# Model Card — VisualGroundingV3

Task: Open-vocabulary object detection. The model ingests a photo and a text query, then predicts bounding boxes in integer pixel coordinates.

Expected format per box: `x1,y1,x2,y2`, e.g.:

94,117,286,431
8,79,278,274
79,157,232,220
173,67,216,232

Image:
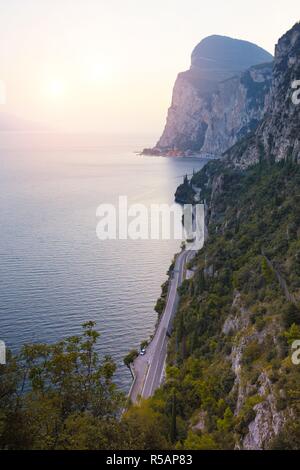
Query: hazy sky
0,0,299,135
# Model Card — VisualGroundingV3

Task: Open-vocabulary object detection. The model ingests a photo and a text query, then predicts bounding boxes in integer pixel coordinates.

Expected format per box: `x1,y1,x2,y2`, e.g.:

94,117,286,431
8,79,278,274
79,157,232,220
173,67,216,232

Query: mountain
191,35,273,76
169,22,300,450
226,22,300,167
143,35,273,157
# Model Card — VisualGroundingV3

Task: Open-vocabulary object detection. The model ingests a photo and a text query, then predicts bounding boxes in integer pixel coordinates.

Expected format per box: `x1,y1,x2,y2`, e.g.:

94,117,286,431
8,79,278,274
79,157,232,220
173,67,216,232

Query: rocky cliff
227,22,300,167
144,35,273,157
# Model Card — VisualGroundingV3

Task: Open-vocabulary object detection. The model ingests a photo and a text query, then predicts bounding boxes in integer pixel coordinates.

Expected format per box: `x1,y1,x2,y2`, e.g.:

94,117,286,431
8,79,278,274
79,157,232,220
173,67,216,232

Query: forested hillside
151,159,300,449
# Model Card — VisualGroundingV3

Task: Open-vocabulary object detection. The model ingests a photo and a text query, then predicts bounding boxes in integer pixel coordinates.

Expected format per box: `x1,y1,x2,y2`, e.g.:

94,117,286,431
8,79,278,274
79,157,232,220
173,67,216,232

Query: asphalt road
129,249,194,403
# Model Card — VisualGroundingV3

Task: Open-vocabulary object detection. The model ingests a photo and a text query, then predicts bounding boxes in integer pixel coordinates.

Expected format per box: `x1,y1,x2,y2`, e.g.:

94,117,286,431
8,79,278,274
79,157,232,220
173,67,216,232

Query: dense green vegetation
155,280,169,317
0,322,126,449
175,175,196,204
0,322,171,449
124,349,139,368
156,159,300,449
1,159,300,450
131,158,300,449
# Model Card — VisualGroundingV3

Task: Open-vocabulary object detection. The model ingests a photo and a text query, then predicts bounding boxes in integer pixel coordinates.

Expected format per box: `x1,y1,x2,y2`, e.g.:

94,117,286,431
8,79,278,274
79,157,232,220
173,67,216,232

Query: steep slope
144,36,273,156
167,22,300,450
171,160,300,450
227,22,300,167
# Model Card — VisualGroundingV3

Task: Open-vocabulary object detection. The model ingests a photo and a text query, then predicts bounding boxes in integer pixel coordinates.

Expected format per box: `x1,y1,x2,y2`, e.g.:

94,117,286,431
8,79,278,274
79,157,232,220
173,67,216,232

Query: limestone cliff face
201,64,273,155
151,35,273,156
227,22,300,167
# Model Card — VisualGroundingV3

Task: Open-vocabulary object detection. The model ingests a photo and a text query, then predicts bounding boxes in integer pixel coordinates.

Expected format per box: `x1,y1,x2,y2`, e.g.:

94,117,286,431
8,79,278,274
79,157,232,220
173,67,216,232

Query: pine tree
170,391,177,443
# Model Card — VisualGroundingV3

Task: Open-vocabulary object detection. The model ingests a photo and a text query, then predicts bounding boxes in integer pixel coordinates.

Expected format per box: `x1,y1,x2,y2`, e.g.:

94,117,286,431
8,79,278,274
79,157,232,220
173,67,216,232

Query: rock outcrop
145,35,273,157
227,22,300,167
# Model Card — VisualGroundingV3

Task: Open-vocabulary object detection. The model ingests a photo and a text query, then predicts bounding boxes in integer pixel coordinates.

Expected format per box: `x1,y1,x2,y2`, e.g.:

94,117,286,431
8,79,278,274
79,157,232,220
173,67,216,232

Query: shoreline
139,149,221,160
127,247,196,404
126,251,180,403
126,157,209,405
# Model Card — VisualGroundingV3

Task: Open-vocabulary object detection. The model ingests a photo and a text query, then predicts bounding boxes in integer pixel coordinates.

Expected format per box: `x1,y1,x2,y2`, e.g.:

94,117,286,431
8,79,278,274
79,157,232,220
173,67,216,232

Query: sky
0,0,299,135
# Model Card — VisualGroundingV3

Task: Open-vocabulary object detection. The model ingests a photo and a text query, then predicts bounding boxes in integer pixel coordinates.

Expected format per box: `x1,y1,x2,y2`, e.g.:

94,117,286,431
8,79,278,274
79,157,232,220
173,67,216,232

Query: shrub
242,340,262,366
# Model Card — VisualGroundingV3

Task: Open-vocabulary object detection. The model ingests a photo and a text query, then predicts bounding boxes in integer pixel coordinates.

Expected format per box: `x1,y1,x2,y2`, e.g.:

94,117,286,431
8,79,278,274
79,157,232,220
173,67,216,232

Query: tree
170,391,177,444
283,303,300,328
284,323,300,345
217,407,234,433
183,431,218,450
123,401,170,449
269,418,300,450
124,350,139,368
261,257,275,284
0,322,124,450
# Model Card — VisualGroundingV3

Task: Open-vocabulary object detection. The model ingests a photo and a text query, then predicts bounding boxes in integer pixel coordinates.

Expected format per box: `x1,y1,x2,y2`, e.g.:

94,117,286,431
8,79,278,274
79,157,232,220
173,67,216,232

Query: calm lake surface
0,133,207,391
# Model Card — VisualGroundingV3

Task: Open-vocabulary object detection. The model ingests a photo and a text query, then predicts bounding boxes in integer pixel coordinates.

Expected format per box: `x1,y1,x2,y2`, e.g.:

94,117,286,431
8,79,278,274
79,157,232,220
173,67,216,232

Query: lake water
0,133,207,391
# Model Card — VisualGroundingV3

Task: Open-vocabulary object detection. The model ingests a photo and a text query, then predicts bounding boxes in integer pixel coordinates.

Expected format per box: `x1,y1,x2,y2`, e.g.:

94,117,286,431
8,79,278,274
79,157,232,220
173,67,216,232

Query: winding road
129,249,195,403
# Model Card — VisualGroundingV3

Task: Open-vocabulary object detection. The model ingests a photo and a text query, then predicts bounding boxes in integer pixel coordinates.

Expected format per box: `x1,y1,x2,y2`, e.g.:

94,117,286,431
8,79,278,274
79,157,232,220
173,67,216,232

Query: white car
140,348,146,356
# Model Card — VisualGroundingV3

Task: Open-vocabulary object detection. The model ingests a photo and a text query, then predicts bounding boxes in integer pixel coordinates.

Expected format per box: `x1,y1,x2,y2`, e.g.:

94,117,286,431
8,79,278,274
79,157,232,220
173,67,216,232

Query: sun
48,79,65,97
89,63,105,81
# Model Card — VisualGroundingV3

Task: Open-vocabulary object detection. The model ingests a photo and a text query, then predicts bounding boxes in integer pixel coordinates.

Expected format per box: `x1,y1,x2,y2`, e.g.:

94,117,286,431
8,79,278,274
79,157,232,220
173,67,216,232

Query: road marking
140,361,150,398
148,328,167,396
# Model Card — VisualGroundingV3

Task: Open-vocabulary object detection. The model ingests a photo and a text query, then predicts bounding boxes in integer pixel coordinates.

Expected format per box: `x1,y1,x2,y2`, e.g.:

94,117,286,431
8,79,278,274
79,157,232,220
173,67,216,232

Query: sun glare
48,80,64,97
89,64,105,81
